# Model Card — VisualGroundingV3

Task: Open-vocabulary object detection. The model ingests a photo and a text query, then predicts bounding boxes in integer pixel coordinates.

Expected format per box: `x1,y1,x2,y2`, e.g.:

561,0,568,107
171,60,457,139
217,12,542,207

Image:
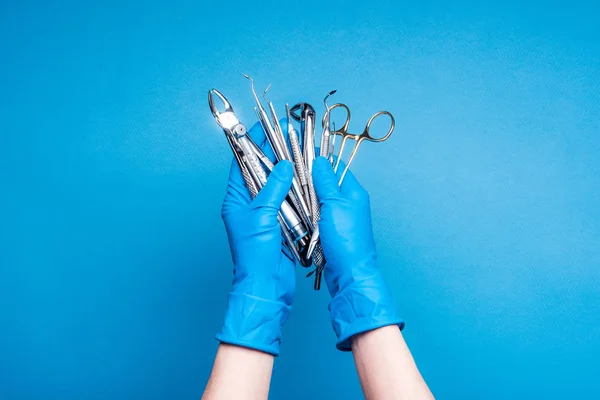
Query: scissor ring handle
323,103,351,133
363,111,395,142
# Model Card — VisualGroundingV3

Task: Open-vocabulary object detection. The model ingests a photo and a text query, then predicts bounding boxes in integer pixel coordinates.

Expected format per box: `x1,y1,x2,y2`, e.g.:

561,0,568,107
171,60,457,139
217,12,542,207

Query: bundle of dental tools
208,75,395,290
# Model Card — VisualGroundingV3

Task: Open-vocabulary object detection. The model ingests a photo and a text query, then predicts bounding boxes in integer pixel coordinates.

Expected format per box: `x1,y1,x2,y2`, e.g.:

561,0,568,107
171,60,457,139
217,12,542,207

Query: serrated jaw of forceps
208,89,240,132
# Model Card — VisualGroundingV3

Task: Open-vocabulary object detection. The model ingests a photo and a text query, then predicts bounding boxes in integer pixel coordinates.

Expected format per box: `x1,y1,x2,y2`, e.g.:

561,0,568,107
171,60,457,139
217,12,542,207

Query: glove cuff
329,273,404,351
216,292,291,356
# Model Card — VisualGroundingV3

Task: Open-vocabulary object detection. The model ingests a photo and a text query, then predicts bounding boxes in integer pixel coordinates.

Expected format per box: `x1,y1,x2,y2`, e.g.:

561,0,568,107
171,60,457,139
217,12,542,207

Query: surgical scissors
327,103,395,184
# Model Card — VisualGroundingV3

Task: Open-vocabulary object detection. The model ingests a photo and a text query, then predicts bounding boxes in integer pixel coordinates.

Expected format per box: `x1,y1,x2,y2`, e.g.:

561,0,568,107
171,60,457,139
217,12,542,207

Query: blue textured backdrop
1,1,599,398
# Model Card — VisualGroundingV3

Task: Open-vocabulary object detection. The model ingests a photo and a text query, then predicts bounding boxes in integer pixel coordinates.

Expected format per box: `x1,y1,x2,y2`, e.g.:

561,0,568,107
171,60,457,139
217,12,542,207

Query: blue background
1,1,599,398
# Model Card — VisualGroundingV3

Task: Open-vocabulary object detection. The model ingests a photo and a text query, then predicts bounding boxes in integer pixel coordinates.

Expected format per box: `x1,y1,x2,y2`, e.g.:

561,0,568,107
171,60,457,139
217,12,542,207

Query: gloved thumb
252,160,294,210
312,157,342,201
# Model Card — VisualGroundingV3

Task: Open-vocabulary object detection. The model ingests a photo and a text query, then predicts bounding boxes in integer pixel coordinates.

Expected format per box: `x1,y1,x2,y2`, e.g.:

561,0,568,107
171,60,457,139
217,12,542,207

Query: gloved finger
340,168,368,201
334,159,367,200
279,118,291,142
314,147,338,165
311,151,361,198
334,158,346,180
281,241,295,263
252,160,294,209
312,156,343,201
226,158,253,205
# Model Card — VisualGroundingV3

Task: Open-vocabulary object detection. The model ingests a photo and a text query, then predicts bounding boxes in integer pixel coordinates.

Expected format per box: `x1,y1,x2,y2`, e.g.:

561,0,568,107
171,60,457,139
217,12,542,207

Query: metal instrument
247,77,314,231
327,103,395,184
208,88,310,266
290,102,326,289
208,78,395,290
319,90,337,159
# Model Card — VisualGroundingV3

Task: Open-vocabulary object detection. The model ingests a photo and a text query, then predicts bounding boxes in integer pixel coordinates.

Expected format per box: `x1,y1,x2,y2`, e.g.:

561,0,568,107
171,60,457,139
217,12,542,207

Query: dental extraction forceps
327,103,395,184
208,89,310,266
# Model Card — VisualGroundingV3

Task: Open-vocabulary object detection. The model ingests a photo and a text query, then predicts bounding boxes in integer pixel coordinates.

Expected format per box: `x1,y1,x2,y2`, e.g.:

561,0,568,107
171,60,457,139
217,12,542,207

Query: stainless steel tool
208,88,310,265
327,103,395,184
209,80,396,291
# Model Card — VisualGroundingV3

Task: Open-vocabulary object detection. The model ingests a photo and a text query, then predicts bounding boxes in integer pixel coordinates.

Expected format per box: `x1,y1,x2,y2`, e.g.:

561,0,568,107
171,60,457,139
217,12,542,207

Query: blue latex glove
312,156,404,351
216,120,295,356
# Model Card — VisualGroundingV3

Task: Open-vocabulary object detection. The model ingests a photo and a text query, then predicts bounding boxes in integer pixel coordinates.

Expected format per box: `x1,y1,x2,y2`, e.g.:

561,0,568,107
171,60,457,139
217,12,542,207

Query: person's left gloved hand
216,120,295,356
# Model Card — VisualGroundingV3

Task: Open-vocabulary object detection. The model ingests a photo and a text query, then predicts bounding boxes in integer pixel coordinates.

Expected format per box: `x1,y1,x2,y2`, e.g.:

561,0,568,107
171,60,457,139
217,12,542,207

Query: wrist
216,292,291,356
328,273,404,351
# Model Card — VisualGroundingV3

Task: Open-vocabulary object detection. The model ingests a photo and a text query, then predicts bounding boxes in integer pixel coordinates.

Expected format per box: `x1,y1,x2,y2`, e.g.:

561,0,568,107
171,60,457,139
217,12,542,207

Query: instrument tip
324,89,337,106
263,83,272,101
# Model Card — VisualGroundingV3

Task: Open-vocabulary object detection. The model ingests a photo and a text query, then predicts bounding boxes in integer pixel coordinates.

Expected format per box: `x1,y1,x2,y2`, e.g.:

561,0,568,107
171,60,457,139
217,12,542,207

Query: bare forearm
202,344,274,400
352,325,434,400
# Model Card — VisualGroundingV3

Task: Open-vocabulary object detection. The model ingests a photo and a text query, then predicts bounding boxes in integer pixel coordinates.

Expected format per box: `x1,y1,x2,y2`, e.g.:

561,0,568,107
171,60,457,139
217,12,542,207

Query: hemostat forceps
327,103,395,184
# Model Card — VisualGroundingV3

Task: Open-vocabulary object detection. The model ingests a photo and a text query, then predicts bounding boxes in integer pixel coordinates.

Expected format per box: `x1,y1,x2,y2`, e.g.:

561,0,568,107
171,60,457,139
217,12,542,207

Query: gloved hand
312,156,404,351
216,120,295,356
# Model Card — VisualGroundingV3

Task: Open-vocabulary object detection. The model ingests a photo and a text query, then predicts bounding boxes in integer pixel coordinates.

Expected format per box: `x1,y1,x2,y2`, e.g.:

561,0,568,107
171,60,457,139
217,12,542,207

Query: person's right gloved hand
312,156,404,351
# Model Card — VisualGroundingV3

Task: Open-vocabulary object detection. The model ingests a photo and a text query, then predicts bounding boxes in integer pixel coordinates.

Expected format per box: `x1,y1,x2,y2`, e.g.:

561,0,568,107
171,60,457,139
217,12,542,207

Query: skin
202,327,434,400
352,326,435,400
202,344,274,400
